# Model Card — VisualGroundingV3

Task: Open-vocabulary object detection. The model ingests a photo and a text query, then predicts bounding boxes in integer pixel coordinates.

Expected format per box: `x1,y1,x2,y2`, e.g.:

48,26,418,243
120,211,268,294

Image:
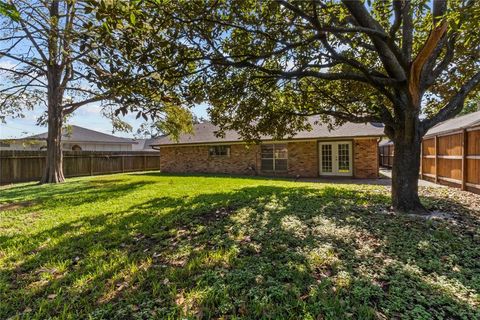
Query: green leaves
0,1,19,21
129,12,136,25
78,0,480,142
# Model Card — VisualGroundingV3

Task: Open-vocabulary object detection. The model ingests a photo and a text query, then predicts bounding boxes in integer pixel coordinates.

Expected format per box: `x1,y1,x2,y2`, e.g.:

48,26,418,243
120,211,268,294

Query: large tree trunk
40,107,65,184
391,136,426,213
40,1,66,184
41,62,65,184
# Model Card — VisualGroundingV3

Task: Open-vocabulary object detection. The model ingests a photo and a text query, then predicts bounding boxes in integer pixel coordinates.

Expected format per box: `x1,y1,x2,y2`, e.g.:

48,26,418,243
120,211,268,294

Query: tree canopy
0,0,195,135
94,0,479,139
94,0,480,212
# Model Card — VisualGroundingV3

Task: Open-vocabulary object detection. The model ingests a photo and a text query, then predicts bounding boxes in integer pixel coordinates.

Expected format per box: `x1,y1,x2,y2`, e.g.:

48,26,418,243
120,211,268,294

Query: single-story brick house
151,118,385,178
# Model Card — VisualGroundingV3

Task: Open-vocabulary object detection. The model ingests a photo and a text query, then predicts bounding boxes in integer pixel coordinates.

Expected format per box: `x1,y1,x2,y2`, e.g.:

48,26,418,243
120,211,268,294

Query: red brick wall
353,139,379,178
160,141,319,177
159,144,259,175
287,141,318,177
160,139,379,179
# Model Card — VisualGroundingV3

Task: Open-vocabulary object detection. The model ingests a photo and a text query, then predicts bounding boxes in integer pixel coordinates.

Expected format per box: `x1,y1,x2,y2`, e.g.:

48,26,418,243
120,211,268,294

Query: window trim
261,143,288,172
208,145,231,157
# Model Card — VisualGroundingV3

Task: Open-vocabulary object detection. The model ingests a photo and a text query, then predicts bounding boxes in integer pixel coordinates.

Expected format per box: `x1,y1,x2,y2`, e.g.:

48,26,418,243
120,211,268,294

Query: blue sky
0,103,209,139
0,4,212,140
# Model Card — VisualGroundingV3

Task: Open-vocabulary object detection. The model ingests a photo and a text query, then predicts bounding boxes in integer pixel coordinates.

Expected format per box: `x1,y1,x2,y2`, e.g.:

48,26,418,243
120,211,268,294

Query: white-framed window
261,144,288,172
209,145,230,157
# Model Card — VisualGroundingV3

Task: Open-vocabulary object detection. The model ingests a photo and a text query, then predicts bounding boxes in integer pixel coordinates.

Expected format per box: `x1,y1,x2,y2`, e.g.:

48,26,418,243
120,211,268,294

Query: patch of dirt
0,201,36,212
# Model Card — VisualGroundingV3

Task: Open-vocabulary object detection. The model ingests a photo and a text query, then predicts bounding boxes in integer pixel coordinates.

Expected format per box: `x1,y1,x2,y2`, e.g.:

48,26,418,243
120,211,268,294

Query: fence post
461,129,467,190
12,154,18,183
143,155,147,171
389,144,393,167
90,155,93,176
121,155,125,173
420,142,423,180
434,135,439,183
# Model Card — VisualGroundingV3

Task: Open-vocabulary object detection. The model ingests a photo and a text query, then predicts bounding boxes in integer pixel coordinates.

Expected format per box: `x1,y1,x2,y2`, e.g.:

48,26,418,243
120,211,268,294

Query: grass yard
0,173,479,319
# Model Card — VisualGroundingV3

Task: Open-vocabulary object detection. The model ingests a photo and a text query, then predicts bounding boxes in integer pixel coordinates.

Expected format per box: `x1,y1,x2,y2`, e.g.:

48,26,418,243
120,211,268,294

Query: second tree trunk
391,137,425,213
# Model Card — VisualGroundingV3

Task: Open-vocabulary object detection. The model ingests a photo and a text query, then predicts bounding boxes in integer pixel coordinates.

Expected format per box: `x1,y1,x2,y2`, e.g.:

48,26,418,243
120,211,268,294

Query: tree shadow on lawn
0,185,478,319
134,171,394,186
0,178,156,216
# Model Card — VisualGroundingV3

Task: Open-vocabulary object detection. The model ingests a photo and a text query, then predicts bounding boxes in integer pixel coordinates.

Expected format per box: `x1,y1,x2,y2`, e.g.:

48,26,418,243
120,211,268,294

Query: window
321,144,332,173
261,144,288,172
337,143,350,173
209,145,230,157
71,144,82,151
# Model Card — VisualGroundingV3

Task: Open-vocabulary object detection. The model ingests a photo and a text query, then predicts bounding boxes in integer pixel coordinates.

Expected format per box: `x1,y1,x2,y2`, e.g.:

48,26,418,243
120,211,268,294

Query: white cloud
0,59,17,73
78,103,102,115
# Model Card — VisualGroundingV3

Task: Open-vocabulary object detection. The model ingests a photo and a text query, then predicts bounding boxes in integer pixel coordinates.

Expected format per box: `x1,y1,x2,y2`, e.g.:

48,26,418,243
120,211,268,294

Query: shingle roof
425,110,480,137
132,138,159,151
152,117,385,146
22,125,136,144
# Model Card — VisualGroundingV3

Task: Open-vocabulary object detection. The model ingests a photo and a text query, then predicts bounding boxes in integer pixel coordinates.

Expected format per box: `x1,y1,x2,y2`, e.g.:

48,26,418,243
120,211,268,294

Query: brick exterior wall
159,139,379,179
353,138,379,178
287,141,318,177
159,144,259,175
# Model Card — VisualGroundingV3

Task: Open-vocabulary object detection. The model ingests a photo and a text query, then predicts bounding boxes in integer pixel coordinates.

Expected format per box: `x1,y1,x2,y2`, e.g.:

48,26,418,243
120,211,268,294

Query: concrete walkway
379,168,444,188
297,169,444,188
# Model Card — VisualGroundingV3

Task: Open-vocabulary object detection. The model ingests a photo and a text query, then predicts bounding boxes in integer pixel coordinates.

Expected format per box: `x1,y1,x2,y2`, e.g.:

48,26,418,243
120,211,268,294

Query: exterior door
319,141,353,176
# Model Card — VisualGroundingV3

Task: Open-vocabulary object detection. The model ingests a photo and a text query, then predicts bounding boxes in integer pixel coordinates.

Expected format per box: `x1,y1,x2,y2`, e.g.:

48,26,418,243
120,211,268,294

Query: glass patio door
319,141,353,176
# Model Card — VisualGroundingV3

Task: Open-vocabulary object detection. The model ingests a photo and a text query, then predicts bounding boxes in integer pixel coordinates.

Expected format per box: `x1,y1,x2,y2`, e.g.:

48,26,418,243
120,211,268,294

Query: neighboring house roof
152,117,385,146
425,110,480,137
132,138,159,151
21,125,136,144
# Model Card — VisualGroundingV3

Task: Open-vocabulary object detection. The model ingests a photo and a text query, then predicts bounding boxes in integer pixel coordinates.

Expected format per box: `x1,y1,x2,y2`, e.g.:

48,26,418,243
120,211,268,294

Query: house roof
152,117,385,146
132,138,159,151
22,125,136,144
425,110,480,137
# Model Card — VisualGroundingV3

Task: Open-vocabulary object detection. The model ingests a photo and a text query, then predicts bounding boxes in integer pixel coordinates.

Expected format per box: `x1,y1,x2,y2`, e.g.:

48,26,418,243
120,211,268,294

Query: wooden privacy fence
421,128,480,194
0,150,160,184
379,127,480,194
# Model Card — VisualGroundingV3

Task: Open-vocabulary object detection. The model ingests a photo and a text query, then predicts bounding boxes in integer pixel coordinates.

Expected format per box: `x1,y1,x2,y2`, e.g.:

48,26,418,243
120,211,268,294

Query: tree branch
63,93,113,115
409,0,448,107
341,0,406,80
421,71,480,133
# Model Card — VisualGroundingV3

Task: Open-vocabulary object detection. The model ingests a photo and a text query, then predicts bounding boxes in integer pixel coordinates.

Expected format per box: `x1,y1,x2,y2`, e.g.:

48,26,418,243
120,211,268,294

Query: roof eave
151,134,385,147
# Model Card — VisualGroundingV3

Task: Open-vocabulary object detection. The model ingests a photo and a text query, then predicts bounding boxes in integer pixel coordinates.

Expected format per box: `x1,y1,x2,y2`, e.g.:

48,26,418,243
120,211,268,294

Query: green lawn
0,173,479,319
